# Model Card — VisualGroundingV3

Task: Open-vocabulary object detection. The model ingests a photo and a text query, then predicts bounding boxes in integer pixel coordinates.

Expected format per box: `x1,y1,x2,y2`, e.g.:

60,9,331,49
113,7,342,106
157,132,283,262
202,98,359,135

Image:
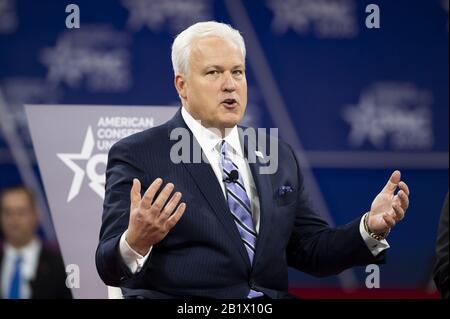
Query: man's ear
174,74,187,99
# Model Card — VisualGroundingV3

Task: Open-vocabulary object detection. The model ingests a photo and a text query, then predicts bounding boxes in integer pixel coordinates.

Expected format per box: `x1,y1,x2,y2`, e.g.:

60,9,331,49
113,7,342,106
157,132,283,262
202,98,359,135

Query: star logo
342,96,386,148
342,83,434,150
57,126,95,202
266,0,358,38
121,0,212,33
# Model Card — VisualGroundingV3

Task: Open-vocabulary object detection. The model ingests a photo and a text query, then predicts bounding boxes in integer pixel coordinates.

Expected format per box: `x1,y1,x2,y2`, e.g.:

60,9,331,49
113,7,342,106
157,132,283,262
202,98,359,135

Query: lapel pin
254,150,263,158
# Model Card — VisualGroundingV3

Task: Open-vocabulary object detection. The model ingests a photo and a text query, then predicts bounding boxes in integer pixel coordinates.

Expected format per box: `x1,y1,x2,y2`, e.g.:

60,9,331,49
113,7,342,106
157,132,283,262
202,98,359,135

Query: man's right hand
125,178,186,256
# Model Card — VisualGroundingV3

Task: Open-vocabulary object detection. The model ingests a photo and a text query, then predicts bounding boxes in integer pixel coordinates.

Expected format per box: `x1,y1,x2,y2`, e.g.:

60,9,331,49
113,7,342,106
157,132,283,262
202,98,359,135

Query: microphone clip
223,169,239,183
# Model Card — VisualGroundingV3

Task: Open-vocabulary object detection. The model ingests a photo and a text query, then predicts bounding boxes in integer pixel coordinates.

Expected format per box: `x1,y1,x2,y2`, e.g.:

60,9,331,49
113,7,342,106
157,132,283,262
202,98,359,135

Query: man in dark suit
0,185,72,299
96,21,410,299
434,193,449,299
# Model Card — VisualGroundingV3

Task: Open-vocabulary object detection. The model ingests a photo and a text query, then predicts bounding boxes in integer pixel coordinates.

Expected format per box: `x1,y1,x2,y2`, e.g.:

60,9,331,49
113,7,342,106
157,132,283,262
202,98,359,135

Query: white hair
171,21,246,76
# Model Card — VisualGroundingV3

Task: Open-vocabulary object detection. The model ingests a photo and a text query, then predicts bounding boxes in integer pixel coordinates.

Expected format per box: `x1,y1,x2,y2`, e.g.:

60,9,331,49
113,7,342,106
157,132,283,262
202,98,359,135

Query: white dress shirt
119,107,389,274
1,238,42,299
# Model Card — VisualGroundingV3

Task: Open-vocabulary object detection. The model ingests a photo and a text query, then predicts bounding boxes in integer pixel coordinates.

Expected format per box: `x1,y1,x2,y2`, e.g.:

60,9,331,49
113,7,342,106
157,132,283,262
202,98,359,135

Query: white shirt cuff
359,214,390,256
119,230,152,274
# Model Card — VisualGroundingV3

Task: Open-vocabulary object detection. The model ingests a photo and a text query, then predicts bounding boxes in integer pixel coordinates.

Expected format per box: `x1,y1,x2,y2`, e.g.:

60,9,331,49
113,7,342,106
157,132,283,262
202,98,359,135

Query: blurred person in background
433,192,449,299
0,185,72,299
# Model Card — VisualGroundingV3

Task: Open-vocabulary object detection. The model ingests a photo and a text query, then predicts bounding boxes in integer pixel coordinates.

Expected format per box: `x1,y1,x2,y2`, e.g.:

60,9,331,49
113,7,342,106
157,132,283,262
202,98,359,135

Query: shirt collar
4,238,41,261
181,107,243,157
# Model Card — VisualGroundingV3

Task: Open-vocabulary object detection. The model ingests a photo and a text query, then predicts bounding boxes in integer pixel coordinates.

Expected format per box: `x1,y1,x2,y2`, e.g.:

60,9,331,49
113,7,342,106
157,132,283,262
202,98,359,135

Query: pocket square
278,185,294,196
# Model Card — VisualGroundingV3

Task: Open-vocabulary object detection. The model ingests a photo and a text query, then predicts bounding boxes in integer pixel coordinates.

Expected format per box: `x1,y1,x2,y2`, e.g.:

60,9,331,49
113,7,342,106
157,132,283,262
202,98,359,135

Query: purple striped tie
220,140,263,298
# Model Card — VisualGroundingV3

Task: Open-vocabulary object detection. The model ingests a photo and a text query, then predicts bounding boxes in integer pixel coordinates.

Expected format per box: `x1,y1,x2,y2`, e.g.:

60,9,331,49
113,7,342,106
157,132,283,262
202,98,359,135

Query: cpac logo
57,126,107,202
342,82,434,151
121,0,212,33
266,0,358,38
40,27,131,92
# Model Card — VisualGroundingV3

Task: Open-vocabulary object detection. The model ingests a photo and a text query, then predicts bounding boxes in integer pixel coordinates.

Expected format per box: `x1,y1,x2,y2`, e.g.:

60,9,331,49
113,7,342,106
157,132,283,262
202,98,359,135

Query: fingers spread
383,212,396,228
392,203,405,221
399,181,410,196
151,182,174,213
141,178,163,209
160,192,182,220
397,190,409,210
130,178,141,210
382,170,401,193
166,203,186,230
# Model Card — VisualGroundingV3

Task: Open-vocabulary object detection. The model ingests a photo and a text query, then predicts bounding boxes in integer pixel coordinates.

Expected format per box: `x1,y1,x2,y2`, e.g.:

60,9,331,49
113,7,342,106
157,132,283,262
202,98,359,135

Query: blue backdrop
0,0,448,297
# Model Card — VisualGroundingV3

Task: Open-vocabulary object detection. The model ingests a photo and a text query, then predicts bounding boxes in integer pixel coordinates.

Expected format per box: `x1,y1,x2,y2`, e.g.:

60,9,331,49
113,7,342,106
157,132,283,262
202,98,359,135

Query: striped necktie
219,140,263,298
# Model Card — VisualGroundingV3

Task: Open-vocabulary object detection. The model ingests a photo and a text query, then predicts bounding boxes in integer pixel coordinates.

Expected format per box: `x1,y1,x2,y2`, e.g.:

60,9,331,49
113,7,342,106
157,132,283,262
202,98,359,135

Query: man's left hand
368,170,410,235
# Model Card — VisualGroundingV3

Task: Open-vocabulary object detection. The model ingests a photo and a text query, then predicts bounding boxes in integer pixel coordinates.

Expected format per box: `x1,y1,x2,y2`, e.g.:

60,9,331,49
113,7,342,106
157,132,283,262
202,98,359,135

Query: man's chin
218,120,240,131
221,113,243,126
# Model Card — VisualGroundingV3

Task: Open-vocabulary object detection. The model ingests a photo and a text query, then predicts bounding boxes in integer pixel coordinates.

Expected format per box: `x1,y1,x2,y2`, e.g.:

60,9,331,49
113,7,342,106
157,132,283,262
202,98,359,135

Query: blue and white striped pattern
220,140,263,298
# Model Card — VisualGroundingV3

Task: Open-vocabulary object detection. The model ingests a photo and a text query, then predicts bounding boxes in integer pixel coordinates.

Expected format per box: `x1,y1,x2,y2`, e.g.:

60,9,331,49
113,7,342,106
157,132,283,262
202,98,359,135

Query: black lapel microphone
223,170,239,183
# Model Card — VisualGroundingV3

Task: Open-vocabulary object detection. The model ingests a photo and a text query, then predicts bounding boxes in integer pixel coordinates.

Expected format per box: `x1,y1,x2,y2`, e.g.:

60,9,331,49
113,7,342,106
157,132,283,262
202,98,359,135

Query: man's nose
222,72,236,92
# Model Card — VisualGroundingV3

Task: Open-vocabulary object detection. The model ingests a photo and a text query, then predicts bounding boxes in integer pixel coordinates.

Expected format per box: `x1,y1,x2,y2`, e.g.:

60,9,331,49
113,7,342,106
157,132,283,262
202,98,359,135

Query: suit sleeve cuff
119,230,152,274
359,214,390,256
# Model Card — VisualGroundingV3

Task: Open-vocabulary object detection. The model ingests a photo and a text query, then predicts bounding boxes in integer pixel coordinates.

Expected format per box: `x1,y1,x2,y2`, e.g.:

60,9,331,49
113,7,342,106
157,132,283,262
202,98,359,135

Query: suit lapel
167,111,251,268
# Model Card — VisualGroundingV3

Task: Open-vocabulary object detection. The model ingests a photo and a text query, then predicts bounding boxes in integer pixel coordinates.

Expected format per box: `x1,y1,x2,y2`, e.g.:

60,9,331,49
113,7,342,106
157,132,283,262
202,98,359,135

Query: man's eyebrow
203,64,245,70
204,65,224,70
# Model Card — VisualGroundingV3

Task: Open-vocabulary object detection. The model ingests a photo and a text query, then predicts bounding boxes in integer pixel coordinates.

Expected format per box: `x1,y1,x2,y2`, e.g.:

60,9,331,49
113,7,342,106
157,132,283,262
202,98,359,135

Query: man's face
0,190,38,247
176,36,247,132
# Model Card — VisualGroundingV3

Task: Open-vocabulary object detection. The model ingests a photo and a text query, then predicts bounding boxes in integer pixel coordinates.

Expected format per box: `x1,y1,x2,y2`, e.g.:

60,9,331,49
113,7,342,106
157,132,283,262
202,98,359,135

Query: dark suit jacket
96,108,384,299
434,193,449,299
0,241,72,299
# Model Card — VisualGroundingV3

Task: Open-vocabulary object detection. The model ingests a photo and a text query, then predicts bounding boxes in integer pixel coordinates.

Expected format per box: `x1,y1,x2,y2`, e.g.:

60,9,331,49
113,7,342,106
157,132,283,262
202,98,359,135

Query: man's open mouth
221,99,238,107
